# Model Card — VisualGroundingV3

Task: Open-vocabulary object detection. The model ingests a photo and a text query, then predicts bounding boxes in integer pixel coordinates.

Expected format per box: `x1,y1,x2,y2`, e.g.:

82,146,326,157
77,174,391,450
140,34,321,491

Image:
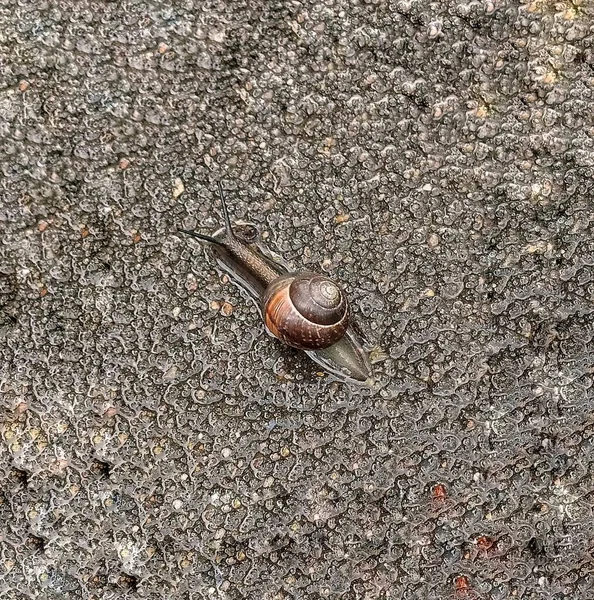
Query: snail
180,184,372,384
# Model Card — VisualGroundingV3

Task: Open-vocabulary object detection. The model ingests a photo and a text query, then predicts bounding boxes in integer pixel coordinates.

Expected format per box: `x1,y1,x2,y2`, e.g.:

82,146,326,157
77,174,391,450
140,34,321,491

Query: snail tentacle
217,182,235,238
178,229,223,246
178,183,235,246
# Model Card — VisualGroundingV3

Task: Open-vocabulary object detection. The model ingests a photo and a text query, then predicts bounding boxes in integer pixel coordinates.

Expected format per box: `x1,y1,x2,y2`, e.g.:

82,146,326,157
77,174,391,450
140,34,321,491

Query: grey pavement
1,1,593,598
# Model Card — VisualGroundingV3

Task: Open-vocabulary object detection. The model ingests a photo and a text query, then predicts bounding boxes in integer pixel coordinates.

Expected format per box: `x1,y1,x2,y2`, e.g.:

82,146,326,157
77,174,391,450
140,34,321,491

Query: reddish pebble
432,483,447,500
220,301,233,316
454,575,470,593
476,535,496,551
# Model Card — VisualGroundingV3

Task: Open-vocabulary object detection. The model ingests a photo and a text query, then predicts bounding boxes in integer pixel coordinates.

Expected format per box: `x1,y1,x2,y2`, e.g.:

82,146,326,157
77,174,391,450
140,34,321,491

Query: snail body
180,184,372,383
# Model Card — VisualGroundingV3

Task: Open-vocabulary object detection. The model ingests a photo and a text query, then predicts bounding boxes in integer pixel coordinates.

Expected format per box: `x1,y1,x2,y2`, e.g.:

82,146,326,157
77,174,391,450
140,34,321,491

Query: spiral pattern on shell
262,272,350,350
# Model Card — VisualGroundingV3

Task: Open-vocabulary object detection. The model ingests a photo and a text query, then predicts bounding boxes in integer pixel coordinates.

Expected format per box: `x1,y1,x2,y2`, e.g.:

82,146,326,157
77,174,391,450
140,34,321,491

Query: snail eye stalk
217,182,235,238
179,183,235,246
178,229,223,246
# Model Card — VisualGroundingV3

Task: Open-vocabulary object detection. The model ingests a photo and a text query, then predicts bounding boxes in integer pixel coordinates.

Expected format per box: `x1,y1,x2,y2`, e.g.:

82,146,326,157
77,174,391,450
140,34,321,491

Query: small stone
280,446,291,457
542,72,556,84
220,301,233,316
163,365,177,381
118,157,130,169
104,406,118,418
475,106,488,118
564,7,576,19
427,233,440,247
476,535,495,551
209,29,225,43
369,347,389,364
18,80,29,92
172,177,185,199
432,483,447,500
38,220,49,232
210,300,221,311
454,576,470,592
428,21,441,38
221,447,231,458
526,241,547,254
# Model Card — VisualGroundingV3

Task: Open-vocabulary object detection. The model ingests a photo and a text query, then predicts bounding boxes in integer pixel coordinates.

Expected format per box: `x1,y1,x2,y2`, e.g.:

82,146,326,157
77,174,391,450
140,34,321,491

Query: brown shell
262,273,350,350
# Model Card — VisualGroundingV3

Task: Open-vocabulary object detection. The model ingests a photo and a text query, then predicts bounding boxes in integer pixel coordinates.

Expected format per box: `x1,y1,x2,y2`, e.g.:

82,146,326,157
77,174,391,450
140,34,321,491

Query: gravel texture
1,0,594,598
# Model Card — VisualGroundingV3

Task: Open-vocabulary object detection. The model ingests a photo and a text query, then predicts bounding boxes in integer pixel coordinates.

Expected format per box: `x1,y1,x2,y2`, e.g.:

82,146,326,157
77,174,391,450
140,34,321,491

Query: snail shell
262,272,350,350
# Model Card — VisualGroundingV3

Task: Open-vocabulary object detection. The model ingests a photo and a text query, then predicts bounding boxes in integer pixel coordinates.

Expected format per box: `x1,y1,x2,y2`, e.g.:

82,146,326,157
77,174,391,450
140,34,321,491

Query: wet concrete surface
1,0,593,598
